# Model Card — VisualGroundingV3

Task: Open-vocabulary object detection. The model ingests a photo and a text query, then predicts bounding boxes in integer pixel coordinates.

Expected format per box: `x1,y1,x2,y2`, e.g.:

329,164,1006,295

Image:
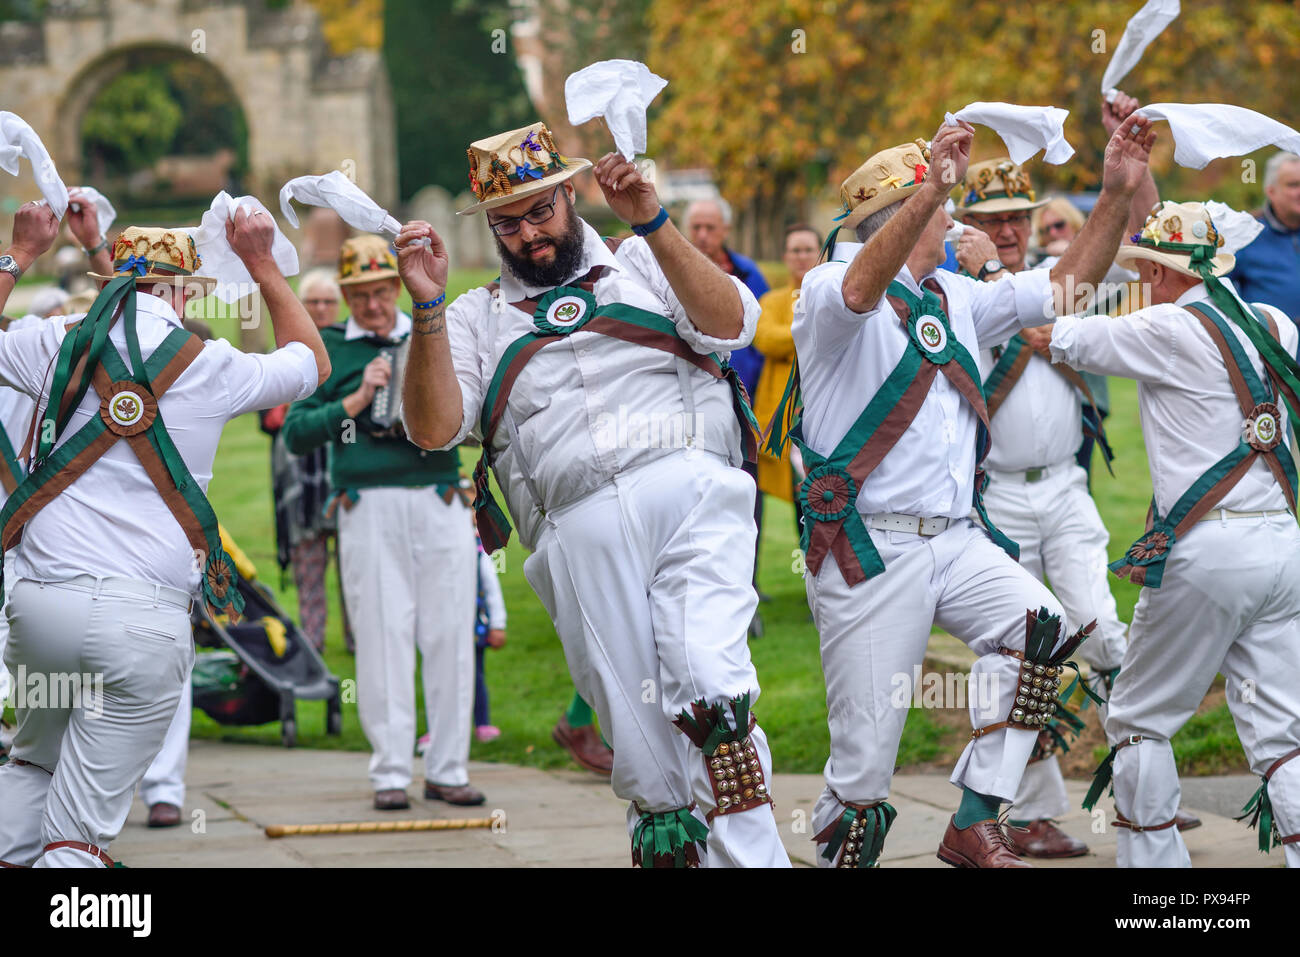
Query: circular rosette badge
533,286,597,336
99,381,157,436
1125,523,1175,567
801,464,858,523
907,303,955,364
1244,402,1282,451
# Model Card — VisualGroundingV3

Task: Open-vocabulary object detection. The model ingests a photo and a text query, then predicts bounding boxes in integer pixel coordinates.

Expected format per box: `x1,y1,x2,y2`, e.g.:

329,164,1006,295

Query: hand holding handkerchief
194,191,300,304
944,102,1075,165
565,60,668,161
279,170,427,247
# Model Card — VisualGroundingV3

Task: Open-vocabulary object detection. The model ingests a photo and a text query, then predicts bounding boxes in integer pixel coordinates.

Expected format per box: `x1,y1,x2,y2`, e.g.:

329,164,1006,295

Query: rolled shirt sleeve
221,340,318,418
614,236,758,354
965,267,1055,348
1049,306,1181,384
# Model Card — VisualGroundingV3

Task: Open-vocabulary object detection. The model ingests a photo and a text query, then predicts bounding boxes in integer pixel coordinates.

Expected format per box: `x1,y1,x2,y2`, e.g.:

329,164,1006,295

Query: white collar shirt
0,292,318,593
418,219,759,550
792,242,1053,519
976,268,1083,472
1050,277,1297,517
345,309,411,342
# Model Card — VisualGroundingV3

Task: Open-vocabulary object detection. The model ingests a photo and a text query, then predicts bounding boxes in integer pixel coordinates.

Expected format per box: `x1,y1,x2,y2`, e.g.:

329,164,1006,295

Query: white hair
298,267,342,301
854,200,906,244
1265,151,1300,190
28,285,70,318
687,196,732,226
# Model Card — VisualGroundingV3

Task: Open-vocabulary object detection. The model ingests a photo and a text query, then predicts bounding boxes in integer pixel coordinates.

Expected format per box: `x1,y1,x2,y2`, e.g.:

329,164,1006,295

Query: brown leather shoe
937,815,1032,868
424,782,486,806
1003,819,1089,858
1175,808,1202,831
373,789,410,811
552,715,614,775
147,802,181,828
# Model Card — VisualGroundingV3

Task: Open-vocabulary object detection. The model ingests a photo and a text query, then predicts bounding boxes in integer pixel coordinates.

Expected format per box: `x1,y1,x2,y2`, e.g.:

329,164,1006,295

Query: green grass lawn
179,277,1241,776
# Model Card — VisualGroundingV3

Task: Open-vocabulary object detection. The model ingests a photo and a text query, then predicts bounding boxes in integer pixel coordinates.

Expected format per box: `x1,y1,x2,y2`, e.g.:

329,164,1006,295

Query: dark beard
495,202,586,289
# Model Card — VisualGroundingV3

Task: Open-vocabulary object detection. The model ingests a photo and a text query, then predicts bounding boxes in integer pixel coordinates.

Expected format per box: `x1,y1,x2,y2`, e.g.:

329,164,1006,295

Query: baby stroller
191,527,343,747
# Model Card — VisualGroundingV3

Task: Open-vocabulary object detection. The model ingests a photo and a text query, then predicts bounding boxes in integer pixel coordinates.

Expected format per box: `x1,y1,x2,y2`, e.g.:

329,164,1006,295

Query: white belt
1196,508,1292,524
44,574,193,610
868,512,951,536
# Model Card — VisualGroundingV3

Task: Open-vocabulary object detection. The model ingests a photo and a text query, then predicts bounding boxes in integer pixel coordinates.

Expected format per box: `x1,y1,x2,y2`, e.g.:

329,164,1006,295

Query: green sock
566,693,594,728
954,788,1001,829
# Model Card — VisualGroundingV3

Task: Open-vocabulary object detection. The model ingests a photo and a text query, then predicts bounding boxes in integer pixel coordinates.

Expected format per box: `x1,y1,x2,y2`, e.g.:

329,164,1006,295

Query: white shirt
1050,277,1298,517
0,314,47,511
0,292,318,593
425,220,759,550
793,242,1053,519
977,270,1083,472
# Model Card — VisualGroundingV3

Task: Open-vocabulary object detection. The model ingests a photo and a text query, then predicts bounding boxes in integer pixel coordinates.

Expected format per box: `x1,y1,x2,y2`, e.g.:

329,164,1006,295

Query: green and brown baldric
1111,298,1299,587
471,251,759,553
982,334,1115,474
0,276,242,618
781,277,1017,587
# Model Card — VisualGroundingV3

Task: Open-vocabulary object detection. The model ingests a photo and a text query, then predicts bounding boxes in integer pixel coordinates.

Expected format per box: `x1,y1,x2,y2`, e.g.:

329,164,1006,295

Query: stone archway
0,0,396,216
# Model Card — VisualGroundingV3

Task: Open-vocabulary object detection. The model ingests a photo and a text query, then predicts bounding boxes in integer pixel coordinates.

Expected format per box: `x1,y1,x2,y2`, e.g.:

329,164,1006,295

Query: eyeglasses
975,213,1032,228
487,186,562,237
1041,219,1070,234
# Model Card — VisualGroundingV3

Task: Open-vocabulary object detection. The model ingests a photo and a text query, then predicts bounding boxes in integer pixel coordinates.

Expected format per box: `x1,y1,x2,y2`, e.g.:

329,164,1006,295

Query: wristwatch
977,259,1005,281
0,255,23,282
83,235,108,257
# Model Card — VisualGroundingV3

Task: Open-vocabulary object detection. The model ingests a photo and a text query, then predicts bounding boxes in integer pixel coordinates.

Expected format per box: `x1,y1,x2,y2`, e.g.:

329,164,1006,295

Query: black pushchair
190,530,342,747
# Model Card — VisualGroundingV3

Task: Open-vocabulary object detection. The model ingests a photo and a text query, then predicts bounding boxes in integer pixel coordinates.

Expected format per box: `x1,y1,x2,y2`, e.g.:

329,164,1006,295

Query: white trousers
0,577,192,867
807,518,1066,863
0,553,16,706
139,678,191,809
339,486,476,791
1105,515,1300,867
523,450,789,867
983,461,1128,821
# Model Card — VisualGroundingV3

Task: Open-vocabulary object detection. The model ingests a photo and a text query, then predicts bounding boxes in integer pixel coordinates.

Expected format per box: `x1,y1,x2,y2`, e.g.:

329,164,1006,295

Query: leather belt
1196,507,1291,524
868,513,951,536
986,460,1071,484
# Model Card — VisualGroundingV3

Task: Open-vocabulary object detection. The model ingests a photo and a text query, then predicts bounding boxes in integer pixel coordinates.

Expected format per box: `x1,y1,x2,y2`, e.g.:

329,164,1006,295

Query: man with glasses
395,122,789,867
282,236,480,812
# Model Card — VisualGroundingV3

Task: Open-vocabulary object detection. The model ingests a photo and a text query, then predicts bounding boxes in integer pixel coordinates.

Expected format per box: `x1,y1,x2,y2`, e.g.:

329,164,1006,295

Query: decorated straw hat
835,139,933,230
337,234,399,287
955,158,1047,217
89,226,215,293
1113,201,1234,278
458,121,592,216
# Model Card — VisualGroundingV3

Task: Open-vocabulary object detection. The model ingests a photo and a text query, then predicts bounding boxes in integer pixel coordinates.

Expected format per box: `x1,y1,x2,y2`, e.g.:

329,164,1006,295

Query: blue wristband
412,292,445,310
630,206,669,237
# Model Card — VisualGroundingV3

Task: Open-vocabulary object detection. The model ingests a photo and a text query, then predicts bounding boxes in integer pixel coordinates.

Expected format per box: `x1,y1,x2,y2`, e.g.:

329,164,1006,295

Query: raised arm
1103,92,1160,237
0,201,60,316
395,220,460,450
1049,115,1156,315
840,121,974,313
227,208,330,384
65,188,113,279
592,152,742,340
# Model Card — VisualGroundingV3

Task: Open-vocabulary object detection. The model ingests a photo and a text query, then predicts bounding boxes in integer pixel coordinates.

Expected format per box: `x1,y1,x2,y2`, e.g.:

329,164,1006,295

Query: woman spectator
752,224,821,538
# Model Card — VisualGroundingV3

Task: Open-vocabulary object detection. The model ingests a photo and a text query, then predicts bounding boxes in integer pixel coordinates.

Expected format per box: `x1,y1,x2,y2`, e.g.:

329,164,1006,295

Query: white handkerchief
565,60,668,161
0,111,69,218
1137,103,1300,169
279,170,402,236
943,199,964,244
1204,200,1264,256
1101,0,1180,97
194,191,300,304
945,102,1074,165
69,185,117,235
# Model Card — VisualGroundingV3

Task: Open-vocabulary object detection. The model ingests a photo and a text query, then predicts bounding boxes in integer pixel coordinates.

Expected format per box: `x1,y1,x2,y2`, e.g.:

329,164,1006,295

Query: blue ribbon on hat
119,254,150,276
514,163,543,181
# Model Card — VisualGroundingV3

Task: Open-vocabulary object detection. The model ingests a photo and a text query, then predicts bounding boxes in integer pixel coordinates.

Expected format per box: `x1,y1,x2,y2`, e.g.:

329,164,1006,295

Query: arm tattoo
413,305,446,336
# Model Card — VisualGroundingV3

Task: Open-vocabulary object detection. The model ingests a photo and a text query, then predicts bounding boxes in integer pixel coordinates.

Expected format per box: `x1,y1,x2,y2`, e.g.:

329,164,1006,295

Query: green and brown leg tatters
630,803,710,868
814,797,897,868
674,692,773,819
1237,745,1300,853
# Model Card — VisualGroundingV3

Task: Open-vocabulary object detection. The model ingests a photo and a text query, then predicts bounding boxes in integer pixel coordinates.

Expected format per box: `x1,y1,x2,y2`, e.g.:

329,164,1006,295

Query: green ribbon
1236,777,1279,853
631,806,710,868
1082,742,1120,813
818,801,897,868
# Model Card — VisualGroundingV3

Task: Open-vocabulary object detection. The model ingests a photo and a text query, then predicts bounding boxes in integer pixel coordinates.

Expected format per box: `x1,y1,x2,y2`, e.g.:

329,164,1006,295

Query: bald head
685,198,732,259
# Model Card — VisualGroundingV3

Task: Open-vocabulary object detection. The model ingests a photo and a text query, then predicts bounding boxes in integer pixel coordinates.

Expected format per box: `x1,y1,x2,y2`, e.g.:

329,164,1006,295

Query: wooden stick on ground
265,816,500,838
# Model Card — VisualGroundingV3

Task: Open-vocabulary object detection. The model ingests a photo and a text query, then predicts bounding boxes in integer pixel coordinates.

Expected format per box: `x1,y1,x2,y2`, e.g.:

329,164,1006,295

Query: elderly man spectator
685,197,771,629
1231,151,1300,324
281,237,480,811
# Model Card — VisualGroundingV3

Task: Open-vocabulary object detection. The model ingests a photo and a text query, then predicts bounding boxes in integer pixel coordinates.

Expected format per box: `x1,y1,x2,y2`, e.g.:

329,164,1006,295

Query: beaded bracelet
412,292,446,310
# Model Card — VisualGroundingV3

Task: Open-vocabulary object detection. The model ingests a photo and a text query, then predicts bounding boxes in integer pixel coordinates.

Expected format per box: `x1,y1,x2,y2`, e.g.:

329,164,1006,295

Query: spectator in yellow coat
753,224,821,528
